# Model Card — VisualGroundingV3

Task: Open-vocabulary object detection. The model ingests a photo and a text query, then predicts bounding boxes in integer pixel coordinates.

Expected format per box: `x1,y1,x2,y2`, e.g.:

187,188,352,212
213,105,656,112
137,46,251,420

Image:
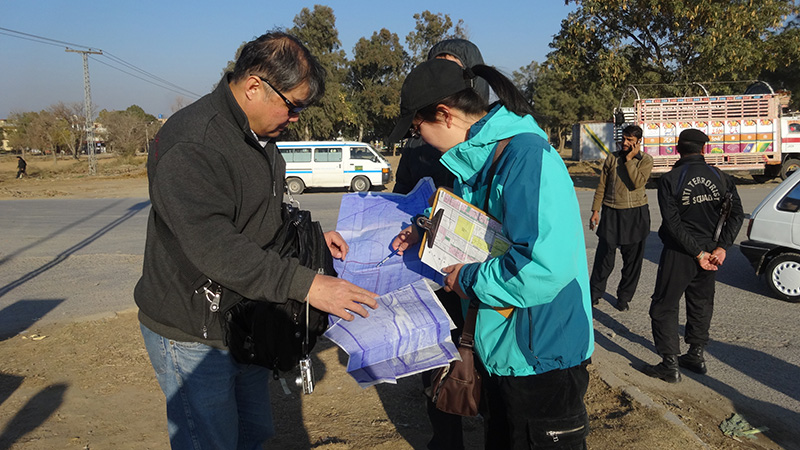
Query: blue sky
0,1,576,119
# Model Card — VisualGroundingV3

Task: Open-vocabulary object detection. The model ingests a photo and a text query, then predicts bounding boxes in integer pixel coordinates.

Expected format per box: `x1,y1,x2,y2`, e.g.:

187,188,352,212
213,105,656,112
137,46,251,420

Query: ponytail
415,64,534,123
471,64,535,117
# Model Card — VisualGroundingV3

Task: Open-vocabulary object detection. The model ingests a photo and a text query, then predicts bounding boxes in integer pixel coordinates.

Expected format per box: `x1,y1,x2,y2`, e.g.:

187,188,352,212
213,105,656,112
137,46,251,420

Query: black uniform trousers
649,247,716,356
589,237,646,303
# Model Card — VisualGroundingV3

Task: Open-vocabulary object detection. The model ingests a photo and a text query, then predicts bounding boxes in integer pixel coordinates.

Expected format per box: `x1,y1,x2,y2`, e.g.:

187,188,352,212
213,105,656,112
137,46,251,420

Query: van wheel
765,253,800,302
351,176,371,192
286,177,305,195
780,158,800,180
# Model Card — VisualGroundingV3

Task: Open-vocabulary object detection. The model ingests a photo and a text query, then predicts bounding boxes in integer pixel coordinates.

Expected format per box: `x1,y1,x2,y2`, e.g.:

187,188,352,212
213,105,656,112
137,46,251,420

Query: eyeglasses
410,120,424,138
255,75,306,115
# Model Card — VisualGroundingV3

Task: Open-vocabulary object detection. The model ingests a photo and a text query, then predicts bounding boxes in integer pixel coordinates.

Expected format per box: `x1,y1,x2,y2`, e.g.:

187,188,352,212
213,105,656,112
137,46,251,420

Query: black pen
376,247,400,267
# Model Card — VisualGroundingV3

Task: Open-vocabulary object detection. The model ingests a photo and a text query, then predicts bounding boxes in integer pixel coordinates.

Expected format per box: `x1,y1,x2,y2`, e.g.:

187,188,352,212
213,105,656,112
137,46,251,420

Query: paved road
581,184,800,449
0,184,797,447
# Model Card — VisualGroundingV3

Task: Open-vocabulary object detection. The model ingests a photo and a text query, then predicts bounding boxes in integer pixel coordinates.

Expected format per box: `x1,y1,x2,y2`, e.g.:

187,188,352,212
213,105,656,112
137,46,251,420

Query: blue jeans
141,324,274,449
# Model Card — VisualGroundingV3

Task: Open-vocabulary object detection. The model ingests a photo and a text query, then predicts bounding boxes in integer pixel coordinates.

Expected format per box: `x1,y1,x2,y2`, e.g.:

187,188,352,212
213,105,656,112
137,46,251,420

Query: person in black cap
392,39,490,196
389,59,594,448
643,129,743,383
391,39,488,450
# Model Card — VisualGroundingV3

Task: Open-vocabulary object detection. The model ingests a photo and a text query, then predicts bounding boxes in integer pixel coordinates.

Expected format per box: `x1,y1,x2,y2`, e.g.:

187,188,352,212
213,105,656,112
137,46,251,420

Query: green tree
559,0,799,90
526,0,799,147
405,11,467,66
760,12,800,109
7,109,70,162
288,5,351,140
7,111,39,155
348,29,407,144
99,105,159,157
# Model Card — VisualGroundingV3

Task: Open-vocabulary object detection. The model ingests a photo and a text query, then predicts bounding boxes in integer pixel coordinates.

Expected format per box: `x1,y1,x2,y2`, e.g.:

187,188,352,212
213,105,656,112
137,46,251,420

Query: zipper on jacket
545,424,585,443
527,308,537,358
196,280,221,339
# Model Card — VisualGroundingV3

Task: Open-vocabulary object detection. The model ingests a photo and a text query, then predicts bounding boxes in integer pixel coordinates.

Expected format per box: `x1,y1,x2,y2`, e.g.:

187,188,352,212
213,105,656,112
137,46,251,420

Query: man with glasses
135,31,378,449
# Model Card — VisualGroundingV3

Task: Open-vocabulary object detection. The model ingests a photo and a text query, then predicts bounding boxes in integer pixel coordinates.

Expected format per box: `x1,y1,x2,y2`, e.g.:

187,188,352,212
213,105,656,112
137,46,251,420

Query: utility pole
66,48,102,175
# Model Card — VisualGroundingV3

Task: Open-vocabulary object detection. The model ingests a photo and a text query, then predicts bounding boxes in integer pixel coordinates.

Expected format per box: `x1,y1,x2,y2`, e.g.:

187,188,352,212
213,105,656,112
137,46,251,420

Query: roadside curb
592,345,711,449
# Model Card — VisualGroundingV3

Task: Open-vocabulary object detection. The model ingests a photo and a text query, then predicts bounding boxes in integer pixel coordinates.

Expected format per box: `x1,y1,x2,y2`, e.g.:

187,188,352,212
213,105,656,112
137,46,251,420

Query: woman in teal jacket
389,59,594,449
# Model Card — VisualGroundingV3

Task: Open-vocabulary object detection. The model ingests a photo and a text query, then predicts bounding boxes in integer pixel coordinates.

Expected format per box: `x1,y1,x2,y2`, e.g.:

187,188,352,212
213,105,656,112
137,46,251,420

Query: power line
0,26,199,103
89,55,200,99
102,51,200,98
0,30,76,49
0,26,95,50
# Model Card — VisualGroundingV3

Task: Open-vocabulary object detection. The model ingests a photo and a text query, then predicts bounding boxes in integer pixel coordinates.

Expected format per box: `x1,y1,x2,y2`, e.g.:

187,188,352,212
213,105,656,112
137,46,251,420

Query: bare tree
171,96,189,113
49,102,85,159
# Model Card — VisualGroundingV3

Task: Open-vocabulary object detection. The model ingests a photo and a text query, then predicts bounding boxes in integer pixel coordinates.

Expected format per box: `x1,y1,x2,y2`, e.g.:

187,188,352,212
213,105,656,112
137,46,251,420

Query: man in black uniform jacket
643,129,744,383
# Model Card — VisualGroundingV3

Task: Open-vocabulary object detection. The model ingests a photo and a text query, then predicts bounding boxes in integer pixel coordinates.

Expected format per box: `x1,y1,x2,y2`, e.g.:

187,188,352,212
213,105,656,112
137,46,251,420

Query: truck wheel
765,253,800,303
780,159,800,180
351,176,371,192
286,177,305,195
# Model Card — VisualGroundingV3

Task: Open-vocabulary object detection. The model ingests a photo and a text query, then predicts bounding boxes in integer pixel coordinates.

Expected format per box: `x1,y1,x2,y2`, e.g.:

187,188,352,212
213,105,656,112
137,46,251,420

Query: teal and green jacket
440,105,594,376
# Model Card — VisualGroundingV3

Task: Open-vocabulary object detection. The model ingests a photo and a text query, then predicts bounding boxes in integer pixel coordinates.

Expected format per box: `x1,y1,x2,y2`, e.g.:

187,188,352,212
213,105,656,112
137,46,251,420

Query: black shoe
678,345,708,375
642,355,681,383
616,299,629,311
592,297,600,306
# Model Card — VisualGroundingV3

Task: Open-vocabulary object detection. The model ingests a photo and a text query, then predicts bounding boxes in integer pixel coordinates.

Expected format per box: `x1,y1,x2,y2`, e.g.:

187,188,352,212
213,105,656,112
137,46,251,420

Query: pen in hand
376,247,400,267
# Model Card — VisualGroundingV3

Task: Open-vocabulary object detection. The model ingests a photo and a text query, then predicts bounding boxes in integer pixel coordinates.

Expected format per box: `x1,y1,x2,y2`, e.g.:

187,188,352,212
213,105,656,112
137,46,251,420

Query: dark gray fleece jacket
134,74,316,347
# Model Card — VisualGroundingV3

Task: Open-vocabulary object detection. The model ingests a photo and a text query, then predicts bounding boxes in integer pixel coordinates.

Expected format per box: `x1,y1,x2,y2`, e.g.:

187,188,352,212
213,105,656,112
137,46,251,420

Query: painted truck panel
619,93,800,175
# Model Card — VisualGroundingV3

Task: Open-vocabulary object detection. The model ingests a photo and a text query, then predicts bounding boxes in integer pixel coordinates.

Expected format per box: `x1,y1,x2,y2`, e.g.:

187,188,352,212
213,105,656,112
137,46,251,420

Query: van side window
777,181,800,212
280,147,311,163
350,147,373,160
314,147,342,162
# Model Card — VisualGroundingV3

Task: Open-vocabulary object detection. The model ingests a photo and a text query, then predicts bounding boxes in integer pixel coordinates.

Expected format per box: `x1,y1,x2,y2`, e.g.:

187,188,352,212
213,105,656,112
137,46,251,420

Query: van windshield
365,144,388,163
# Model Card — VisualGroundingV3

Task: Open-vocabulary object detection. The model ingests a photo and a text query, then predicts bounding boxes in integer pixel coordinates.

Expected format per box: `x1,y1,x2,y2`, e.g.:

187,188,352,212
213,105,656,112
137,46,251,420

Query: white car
740,169,800,302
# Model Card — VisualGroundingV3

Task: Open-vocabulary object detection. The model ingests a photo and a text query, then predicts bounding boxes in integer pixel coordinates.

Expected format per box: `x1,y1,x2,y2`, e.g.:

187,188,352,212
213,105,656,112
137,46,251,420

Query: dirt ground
0,154,780,449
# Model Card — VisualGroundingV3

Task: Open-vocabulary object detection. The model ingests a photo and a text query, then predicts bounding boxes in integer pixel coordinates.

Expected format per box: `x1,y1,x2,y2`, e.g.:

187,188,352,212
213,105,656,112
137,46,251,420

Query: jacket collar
674,153,706,167
210,73,263,147
440,105,546,185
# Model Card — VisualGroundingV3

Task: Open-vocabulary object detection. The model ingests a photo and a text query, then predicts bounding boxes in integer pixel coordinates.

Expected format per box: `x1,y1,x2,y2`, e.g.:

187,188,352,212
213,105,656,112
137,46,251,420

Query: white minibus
277,141,392,194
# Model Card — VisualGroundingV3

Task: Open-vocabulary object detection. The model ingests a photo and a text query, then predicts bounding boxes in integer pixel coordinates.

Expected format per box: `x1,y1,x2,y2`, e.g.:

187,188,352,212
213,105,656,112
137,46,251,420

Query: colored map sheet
323,280,458,388
325,178,459,387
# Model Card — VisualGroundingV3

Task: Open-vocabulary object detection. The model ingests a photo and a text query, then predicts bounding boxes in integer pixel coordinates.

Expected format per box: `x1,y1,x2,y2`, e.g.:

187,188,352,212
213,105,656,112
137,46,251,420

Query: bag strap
483,137,511,212
458,300,480,348
458,137,512,347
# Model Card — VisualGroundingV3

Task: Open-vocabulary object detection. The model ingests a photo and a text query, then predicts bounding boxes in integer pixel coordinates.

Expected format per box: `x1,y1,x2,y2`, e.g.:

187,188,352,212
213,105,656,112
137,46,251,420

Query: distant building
1,119,15,151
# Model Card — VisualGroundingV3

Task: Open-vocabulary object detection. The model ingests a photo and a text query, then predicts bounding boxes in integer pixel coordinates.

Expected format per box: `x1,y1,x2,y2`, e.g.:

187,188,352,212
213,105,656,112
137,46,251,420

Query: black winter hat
678,128,709,145
388,59,476,143
677,128,709,155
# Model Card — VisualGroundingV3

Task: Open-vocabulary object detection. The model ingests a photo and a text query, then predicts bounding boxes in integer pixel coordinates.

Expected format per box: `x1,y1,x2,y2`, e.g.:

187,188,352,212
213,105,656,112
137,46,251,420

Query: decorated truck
614,83,800,179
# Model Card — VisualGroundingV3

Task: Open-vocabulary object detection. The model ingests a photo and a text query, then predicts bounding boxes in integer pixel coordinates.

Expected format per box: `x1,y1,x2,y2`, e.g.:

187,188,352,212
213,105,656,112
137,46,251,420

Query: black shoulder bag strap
483,137,511,213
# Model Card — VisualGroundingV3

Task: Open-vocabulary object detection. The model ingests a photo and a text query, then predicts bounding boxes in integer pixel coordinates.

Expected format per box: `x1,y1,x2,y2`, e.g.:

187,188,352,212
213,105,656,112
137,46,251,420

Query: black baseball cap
388,59,475,143
678,129,709,145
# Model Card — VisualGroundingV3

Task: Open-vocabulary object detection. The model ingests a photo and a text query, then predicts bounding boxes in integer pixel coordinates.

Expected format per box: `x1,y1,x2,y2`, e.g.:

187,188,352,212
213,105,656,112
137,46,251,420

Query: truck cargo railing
651,151,780,174
638,95,779,123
